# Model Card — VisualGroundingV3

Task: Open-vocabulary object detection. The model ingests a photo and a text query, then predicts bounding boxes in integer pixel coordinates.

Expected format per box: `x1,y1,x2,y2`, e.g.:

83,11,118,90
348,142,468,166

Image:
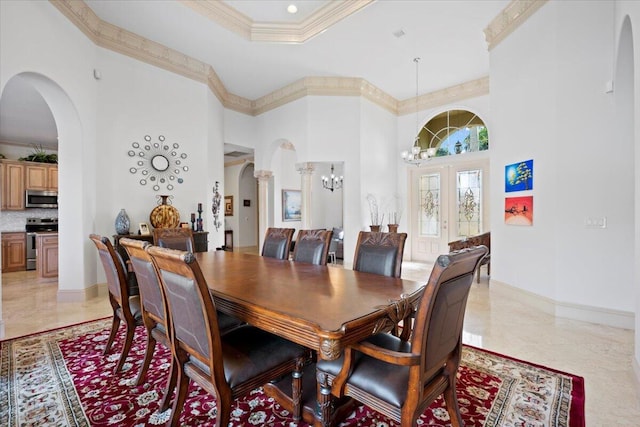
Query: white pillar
254,170,272,252
297,163,315,230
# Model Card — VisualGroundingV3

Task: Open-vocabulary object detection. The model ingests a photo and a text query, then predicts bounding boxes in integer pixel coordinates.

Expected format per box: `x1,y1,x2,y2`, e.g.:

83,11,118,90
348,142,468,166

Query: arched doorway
408,109,490,263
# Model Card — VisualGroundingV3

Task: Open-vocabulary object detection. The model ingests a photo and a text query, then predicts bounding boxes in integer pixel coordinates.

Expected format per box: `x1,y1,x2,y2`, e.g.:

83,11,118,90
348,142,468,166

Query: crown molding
398,77,490,116
180,0,374,44
484,0,548,50
51,0,492,117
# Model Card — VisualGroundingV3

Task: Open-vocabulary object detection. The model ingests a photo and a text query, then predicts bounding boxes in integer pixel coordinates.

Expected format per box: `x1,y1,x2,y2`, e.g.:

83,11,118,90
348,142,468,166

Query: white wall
490,1,634,322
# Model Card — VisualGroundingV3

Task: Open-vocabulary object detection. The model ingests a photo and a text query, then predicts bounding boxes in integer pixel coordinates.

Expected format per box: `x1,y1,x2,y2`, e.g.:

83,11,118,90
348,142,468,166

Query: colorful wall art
282,189,301,221
505,196,533,226
505,159,533,192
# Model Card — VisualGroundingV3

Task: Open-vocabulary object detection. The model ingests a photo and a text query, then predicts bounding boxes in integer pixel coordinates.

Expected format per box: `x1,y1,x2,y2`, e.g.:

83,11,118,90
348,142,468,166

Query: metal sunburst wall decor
128,134,189,192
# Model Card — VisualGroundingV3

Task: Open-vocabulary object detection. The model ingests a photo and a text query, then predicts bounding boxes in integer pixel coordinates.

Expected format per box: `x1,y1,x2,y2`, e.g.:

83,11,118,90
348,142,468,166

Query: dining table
194,250,426,426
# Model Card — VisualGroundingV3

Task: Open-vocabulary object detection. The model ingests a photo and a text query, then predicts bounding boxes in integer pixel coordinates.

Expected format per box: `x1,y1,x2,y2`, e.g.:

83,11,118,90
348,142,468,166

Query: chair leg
291,358,304,421
135,327,157,385
443,384,464,427
103,315,121,355
158,354,178,412
169,360,190,427
114,322,135,374
476,265,481,283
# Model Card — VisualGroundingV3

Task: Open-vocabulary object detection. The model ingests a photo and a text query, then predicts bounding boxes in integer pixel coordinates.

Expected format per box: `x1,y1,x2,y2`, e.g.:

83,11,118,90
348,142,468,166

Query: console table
113,231,209,260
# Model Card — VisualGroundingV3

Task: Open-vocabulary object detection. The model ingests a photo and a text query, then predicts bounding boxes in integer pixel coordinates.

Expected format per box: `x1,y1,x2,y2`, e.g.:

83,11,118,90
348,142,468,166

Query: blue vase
115,209,130,235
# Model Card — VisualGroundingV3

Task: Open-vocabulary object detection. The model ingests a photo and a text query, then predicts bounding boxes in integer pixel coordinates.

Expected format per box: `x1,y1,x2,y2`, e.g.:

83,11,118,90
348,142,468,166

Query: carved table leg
316,371,333,427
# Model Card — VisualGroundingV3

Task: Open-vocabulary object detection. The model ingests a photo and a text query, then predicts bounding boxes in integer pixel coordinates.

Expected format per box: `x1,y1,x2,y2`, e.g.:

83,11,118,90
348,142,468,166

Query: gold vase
388,224,399,233
370,225,381,232
149,195,180,229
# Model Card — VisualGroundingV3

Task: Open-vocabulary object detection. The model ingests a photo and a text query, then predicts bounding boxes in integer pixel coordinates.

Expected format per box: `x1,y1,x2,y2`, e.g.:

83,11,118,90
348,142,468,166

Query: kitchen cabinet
25,163,58,191
36,233,58,279
0,160,25,210
1,232,27,272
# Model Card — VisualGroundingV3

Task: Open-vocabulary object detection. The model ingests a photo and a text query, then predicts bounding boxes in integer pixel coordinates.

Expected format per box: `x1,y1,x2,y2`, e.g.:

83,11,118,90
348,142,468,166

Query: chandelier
400,58,437,166
321,164,343,192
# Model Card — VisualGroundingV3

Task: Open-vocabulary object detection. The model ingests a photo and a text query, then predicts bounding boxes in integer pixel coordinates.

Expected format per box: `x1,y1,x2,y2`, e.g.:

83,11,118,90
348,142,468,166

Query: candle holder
191,213,196,231
197,203,203,231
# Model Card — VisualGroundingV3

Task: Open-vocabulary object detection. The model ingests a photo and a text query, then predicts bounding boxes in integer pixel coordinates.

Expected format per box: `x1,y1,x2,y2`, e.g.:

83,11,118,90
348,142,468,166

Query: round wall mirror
151,155,170,171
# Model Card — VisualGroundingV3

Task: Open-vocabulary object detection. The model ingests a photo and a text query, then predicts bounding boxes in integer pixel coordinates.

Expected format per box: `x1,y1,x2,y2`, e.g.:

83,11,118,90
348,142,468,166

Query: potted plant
19,144,57,163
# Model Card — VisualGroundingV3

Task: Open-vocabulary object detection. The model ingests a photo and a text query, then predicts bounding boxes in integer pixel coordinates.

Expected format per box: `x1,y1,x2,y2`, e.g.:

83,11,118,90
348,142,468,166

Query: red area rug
1,318,584,426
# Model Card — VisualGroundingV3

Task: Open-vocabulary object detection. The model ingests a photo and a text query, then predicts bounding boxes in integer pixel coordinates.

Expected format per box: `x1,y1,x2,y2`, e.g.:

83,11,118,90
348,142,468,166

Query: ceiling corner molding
181,0,374,44
397,77,490,116
50,0,101,43
484,0,548,50
179,0,252,40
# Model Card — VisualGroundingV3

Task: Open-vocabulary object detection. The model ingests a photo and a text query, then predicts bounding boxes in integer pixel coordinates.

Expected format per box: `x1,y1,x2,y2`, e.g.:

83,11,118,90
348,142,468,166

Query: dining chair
147,245,310,427
89,234,143,374
316,246,489,427
119,238,176,411
261,227,294,260
292,229,333,265
353,231,408,278
153,227,195,252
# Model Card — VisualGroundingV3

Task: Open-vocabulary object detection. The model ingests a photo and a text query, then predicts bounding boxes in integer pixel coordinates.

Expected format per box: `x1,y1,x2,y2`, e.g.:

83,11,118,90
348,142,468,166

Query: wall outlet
584,217,607,228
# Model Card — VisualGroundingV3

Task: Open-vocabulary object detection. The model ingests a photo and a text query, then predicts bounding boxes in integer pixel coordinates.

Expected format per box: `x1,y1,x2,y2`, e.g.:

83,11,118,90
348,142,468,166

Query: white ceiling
0,0,510,154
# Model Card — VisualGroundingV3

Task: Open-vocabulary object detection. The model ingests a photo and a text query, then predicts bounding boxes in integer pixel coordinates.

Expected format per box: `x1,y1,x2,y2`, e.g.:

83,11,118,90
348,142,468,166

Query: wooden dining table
194,250,426,426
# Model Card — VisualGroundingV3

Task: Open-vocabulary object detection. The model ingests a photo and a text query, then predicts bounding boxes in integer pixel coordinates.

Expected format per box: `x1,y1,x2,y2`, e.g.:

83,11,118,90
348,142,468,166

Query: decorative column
297,163,315,230
254,170,273,252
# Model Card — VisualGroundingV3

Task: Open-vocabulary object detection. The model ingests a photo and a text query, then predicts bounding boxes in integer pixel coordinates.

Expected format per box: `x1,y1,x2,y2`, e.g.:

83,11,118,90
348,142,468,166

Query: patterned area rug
1,318,584,427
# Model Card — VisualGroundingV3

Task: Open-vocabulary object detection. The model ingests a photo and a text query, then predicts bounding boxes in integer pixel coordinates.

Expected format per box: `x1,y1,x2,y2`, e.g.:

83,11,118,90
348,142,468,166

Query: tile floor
1,261,639,426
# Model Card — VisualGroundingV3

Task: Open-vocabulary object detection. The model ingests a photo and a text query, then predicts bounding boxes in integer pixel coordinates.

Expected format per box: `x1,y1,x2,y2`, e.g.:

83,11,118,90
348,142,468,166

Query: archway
0,72,89,300
615,16,638,371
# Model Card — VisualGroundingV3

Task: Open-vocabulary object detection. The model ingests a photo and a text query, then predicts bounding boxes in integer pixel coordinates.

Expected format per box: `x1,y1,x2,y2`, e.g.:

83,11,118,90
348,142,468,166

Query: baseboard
491,280,635,330
57,282,107,302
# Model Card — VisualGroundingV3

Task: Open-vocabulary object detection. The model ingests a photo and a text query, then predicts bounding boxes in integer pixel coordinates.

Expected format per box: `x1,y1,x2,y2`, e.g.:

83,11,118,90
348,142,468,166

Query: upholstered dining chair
119,238,176,411
316,246,488,427
292,229,333,265
353,231,408,278
147,245,310,427
89,234,143,374
261,227,295,260
153,227,195,252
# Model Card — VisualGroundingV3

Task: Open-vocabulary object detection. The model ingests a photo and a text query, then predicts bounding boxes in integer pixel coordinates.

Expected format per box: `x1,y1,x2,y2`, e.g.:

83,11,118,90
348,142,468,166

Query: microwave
25,190,58,208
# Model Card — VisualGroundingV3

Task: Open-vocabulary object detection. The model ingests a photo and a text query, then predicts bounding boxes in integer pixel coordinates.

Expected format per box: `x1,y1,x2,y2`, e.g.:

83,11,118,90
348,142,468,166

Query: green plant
19,145,57,163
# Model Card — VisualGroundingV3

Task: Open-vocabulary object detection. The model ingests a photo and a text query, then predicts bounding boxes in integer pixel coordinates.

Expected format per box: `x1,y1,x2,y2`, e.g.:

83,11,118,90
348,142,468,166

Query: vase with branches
366,194,384,232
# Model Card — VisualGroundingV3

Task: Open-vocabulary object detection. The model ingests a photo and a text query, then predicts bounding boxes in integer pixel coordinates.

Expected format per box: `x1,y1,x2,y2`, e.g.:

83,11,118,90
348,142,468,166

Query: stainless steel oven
25,217,58,270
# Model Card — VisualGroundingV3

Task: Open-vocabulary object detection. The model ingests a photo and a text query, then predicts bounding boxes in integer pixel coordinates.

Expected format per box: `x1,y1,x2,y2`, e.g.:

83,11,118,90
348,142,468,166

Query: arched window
418,110,488,157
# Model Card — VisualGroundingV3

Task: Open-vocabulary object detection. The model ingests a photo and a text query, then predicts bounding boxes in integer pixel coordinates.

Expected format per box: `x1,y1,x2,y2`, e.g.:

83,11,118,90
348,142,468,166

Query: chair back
147,246,225,377
411,246,488,381
120,238,165,323
89,234,130,306
261,228,294,260
153,228,195,252
292,229,333,265
353,231,407,277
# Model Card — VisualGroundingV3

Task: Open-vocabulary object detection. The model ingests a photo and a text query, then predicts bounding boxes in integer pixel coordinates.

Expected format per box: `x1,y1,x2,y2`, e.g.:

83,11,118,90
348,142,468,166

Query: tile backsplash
1,209,58,232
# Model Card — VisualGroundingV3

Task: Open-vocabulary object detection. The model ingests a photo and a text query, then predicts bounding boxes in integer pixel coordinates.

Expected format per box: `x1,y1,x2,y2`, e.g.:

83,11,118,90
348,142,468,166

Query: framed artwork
139,223,150,235
504,196,533,226
282,189,301,221
224,196,233,216
505,159,533,192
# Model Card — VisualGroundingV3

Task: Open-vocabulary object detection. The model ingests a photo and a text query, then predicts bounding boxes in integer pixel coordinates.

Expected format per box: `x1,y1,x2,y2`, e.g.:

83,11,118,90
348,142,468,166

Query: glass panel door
409,159,489,263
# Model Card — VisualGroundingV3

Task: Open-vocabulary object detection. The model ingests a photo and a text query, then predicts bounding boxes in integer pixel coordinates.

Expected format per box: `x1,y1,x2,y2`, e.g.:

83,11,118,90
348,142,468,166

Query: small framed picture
282,189,301,222
224,195,233,216
139,223,150,235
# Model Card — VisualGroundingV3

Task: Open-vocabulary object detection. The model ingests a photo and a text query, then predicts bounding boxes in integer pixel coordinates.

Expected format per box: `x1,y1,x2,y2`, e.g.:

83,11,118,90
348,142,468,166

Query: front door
409,159,489,263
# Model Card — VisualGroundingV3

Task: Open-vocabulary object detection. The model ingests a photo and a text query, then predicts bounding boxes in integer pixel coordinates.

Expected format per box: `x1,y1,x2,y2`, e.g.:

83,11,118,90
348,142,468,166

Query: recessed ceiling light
287,4,298,14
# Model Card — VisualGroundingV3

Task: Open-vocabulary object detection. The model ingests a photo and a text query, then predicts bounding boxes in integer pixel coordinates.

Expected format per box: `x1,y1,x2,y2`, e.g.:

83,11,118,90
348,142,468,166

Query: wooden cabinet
25,163,58,191
113,231,209,261
0,160,25,210
0,160,58,209
1,232,26,272
36,233,58,279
